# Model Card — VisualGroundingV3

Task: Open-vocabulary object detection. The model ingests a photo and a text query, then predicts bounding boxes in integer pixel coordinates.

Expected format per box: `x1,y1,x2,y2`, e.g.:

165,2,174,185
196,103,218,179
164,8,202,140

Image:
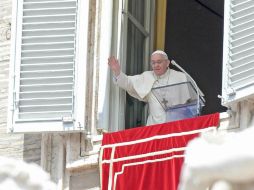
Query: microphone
171,60,205,115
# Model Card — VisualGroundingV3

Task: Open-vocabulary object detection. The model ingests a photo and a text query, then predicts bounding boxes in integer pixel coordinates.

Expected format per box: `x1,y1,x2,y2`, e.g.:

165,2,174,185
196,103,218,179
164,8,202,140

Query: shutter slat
22,35,74,43
230,46,254,61
18,111,72,120
22,28,75,36
20,104,72,112
232,0,249,5
232,0,254,12
19,89,73,95
23,21,75,30
231,19,254,33
231,25,254,39
19,97,72,106
20,69,73,78
230,40,254,54
232,5,254,18
24,0,76,3
231,75,254,89
230,61,254,74
20,83,73,92
23,1,76,8
21,56,74,64
20,68,73,73
21,49,74,57
21,62,73,71
20,77,73,85
23,14,76,23
231,12,254,26
23,7,76,16
230,67,254,81
22,42,74,50
231,32,254,47
230,54,254,67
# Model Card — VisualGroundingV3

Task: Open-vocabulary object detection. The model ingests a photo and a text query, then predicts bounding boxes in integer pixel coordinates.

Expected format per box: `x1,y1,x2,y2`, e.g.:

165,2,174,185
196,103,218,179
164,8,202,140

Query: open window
8,0,89,133
118,0,154,129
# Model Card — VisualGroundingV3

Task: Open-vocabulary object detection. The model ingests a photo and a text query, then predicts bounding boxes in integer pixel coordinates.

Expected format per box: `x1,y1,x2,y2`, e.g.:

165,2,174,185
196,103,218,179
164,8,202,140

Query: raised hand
108,56,121,76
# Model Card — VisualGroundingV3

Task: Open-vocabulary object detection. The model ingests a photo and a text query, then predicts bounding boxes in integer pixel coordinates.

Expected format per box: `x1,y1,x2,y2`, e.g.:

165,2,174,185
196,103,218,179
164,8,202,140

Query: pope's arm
108,56,146,101
114,72,146,101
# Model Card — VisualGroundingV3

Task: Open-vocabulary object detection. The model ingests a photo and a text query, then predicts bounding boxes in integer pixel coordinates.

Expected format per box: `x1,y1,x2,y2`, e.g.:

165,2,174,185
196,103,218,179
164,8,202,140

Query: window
125,0,152,128
114,0,154,129
222,0,254,106
8,0,89,132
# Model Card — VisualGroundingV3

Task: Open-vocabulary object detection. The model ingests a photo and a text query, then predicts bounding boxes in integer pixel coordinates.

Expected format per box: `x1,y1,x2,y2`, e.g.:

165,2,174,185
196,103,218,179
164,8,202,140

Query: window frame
108,0,154,131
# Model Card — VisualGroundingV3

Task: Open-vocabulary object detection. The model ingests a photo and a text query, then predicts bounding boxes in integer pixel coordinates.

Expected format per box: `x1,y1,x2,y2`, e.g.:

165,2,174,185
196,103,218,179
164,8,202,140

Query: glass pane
152,82,205,122
128,0,145,26
125,21,146,129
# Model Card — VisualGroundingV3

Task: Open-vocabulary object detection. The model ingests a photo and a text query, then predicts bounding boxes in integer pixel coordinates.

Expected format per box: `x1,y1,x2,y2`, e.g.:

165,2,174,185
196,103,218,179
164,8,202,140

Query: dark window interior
165,0,227,114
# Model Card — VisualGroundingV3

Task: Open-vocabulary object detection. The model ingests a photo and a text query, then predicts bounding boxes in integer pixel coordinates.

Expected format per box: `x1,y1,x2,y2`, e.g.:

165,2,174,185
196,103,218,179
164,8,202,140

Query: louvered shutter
222,0,254,105
9,0,87,132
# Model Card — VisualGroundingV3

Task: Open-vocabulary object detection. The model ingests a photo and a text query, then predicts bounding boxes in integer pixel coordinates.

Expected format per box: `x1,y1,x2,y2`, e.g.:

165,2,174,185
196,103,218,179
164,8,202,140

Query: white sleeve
114,72,147,102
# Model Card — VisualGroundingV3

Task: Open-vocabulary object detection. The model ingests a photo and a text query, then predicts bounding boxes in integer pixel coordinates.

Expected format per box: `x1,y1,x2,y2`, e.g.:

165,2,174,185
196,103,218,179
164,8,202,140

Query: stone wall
0,0,41,165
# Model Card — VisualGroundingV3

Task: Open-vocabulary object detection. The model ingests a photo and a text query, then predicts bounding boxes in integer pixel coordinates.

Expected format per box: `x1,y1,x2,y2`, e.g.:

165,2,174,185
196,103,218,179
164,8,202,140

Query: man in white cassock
108,50,191,125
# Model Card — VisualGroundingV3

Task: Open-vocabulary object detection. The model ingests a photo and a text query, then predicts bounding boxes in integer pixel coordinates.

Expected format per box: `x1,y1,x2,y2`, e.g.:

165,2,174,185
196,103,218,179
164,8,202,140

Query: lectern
152,81,205,122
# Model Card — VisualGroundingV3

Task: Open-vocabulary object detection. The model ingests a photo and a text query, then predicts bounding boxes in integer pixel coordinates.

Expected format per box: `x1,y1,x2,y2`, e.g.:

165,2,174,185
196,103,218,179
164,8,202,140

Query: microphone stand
171,60,205,116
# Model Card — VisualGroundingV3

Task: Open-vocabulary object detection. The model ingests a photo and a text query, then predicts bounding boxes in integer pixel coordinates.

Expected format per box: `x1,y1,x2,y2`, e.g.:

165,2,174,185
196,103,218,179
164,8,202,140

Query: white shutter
222,0,254,105
9,0,88,132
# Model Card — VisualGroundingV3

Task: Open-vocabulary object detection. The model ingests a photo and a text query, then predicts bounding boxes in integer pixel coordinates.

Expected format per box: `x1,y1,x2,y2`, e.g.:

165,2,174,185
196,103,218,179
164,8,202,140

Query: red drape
100,113,219,190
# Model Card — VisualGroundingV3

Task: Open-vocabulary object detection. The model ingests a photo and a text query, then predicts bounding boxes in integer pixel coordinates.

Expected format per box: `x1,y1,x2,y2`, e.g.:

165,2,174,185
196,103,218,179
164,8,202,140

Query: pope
108,50,191,125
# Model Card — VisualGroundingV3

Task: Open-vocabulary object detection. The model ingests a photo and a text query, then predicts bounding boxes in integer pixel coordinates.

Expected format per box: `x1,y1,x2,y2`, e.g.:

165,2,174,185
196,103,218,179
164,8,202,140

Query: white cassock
114,68,191,125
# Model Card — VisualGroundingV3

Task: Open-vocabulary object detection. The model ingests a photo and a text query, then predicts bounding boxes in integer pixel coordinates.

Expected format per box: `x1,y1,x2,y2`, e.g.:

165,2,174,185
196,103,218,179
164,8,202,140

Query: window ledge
66,154,99,173
219,112,239,131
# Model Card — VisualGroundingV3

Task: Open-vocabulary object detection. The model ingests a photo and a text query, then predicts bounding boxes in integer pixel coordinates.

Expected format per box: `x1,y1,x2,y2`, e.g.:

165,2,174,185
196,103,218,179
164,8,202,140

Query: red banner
100,113,219,190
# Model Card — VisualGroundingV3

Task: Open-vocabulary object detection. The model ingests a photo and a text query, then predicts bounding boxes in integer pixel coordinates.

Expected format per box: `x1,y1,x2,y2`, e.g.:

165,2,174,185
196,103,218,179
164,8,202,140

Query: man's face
151,54,170,76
